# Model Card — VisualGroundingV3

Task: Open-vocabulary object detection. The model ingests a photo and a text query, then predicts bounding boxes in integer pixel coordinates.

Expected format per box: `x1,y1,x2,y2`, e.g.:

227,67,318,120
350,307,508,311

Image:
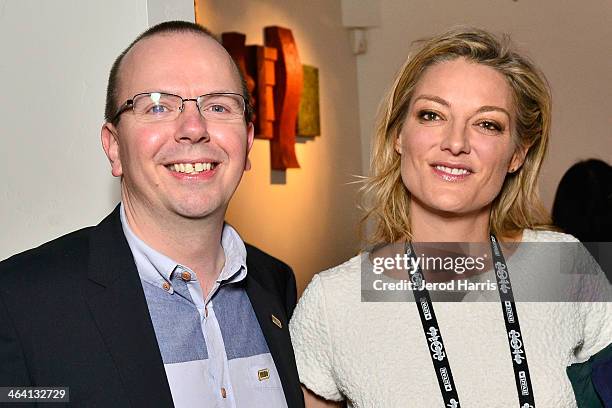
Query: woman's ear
508,142,531,173
395,135,402,154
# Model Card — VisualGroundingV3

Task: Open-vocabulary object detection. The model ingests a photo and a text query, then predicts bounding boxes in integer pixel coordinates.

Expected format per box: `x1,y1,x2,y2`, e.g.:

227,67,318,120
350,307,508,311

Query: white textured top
290,230,612,407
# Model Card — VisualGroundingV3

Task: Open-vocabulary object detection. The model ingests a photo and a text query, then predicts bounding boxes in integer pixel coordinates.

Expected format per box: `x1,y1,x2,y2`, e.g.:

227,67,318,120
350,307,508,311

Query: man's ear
101,123,123,177
509,142,530,173
244,122,255,171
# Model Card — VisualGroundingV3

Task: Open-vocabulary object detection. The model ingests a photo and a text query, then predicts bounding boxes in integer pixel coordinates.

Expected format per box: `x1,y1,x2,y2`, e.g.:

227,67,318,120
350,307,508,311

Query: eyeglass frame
110,91,248,124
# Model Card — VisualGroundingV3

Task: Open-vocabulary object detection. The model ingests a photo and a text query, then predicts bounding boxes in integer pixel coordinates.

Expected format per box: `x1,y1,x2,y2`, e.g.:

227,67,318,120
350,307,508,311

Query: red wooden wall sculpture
222,26,308,170
264,26,303,169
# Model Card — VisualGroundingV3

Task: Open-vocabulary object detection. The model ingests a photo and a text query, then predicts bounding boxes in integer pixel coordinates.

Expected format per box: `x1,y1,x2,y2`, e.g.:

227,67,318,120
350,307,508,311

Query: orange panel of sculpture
246,45,277,140
264,26,303,169
221,32,256,108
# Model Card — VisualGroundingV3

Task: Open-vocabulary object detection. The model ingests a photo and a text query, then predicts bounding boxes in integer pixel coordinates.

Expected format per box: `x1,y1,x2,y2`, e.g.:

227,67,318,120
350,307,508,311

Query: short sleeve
289,274,343,401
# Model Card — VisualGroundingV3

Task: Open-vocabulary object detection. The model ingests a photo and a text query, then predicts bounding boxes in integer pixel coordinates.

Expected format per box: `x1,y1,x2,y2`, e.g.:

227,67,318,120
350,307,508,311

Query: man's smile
165,161,219,175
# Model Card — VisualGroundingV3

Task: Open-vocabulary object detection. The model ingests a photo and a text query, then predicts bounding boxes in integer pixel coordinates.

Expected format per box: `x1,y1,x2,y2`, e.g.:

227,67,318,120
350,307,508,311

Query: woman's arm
303,386,344,408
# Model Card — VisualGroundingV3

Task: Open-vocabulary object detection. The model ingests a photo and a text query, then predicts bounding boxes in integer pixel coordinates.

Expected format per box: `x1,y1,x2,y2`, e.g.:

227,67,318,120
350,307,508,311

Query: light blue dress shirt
120,205,288,407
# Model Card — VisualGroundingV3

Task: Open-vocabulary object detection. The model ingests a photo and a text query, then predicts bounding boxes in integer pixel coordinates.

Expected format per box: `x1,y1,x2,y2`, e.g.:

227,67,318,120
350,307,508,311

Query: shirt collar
119,204,247,290
219,222,248,283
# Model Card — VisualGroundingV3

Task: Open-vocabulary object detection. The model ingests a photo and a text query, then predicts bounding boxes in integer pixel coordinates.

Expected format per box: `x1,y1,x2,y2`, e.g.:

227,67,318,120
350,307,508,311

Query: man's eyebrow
135,89,241,96
199,89,241,95
412,94,450,107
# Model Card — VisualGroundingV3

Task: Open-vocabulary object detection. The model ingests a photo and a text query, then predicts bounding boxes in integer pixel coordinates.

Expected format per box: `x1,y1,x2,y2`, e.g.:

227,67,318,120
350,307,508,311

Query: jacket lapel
83,207,174,408
245,265,303,408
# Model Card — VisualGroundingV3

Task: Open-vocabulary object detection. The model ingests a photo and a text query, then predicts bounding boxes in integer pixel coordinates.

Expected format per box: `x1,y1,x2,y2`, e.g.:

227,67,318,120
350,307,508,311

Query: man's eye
209,104,227,113
418,110,442,121
143,104,173,115
150,104,168,113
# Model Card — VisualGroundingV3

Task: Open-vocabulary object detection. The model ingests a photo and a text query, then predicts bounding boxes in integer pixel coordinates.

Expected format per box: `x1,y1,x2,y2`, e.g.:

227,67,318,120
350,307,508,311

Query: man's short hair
104,21,251,124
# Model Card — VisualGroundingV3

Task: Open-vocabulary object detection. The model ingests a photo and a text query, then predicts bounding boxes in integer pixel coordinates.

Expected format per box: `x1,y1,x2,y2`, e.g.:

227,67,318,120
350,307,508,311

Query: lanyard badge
406,235,535,407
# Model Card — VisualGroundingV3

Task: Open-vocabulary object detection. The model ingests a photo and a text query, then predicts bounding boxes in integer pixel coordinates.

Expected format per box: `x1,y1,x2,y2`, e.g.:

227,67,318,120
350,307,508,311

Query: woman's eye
477,120,503,132
418,110,442,122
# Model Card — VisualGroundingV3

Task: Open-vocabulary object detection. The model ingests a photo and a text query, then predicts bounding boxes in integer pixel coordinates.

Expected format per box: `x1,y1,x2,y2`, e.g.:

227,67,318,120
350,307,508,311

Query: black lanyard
405,235,535,408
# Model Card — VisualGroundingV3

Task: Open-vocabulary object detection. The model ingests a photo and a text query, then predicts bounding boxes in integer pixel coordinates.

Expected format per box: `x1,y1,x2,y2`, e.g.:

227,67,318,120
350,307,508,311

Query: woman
290,28,611,407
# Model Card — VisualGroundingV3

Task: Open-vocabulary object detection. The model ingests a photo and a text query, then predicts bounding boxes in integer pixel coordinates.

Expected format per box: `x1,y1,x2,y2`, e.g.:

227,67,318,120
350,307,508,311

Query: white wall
198,0,363,293
355,0,612,210
0,0,194,261
146,0,194,27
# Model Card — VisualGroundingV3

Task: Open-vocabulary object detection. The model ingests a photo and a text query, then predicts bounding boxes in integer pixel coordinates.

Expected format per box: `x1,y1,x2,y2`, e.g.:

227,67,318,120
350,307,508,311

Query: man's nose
175,100,210,144
440,121,471,155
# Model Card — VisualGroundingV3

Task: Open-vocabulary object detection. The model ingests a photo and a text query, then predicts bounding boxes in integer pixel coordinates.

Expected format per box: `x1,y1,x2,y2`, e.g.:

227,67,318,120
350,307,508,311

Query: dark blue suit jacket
0,206,304,407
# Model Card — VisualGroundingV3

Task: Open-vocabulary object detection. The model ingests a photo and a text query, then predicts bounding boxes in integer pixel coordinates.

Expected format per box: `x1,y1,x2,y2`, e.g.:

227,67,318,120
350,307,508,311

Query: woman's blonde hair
361,27,553,246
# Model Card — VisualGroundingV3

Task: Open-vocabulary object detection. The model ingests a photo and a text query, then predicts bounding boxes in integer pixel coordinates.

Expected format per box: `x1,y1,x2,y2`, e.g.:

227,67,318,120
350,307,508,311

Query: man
0,21,304,408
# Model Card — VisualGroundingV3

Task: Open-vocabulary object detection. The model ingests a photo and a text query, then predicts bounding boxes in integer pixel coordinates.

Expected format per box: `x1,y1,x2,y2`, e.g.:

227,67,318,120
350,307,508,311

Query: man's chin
170,201,228,221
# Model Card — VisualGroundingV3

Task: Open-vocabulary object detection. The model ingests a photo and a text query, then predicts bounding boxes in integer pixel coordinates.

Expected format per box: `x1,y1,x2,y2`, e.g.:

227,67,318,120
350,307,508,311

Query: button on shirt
120,206,288,408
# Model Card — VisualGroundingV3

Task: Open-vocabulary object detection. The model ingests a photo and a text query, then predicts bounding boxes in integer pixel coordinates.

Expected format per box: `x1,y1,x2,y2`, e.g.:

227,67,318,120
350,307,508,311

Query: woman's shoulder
521,228,579,243
317,254,363,280
290,255,365,402
520,228,589,271
298,254,363,302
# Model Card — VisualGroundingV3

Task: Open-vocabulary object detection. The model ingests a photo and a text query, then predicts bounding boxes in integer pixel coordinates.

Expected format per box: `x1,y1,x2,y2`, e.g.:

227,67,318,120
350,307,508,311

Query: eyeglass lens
132,92,244,122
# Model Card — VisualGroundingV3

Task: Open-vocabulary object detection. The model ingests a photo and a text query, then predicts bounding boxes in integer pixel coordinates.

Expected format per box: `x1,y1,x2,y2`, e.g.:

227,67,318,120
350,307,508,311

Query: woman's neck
410,200,491,243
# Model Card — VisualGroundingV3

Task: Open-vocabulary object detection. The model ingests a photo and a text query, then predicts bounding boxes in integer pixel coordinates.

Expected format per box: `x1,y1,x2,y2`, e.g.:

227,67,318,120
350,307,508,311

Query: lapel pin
258,368,270,381
271,314,282,329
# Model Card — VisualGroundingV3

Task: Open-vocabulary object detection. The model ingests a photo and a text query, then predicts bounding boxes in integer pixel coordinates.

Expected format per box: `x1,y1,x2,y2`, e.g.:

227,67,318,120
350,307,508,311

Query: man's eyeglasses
111,92,247,124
